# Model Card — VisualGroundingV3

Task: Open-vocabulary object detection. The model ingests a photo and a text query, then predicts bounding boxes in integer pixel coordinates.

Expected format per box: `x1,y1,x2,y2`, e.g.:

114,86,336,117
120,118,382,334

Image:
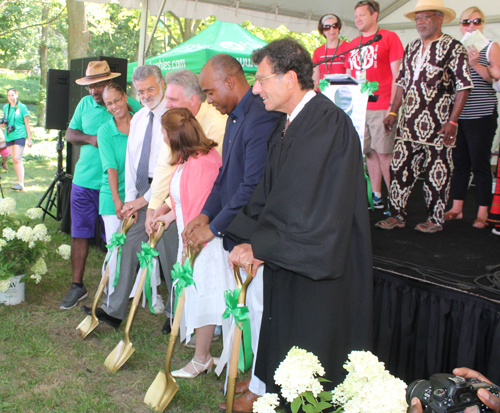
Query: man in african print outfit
376,0,473,233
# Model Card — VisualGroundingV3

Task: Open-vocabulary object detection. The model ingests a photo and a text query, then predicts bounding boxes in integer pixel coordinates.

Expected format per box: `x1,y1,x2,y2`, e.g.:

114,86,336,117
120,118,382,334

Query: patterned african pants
388,139,452,225
488,157,500,230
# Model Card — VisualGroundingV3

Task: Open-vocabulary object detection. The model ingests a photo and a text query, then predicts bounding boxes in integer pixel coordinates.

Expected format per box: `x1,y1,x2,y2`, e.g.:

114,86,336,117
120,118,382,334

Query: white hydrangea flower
3,227,16,241
26,208,43,220
31,257,47,276
0,197,16,215
331,351,407,413
0,278,11,292
274,347,325,403
32,224,48,241
253,393,279,413
57,244,71,260
16,226,34,243
0,238,7,251
28,241,36,249
30,274,42,284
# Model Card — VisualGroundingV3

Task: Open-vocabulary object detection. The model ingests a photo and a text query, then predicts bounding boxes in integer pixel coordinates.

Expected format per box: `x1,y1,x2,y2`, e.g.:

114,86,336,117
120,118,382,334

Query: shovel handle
122,213,136,235
149,222,165,249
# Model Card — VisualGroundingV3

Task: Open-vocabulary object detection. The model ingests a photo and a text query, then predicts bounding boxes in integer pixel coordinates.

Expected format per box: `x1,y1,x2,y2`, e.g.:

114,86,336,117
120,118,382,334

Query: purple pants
70,183,103,239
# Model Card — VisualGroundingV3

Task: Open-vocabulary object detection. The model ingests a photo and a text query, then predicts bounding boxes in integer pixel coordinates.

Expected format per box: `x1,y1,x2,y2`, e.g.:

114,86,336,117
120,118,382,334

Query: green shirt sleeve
68,99,84,131
97,121,118,172
127,97,142,114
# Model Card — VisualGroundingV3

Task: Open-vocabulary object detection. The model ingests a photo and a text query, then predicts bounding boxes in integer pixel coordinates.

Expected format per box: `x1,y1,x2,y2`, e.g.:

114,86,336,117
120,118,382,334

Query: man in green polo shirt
59,61,142,310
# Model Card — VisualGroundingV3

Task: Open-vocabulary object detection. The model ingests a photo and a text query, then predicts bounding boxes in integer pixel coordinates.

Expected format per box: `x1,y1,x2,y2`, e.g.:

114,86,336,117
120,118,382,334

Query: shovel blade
76,315,99,340
144,370,179,412
104,340,135,373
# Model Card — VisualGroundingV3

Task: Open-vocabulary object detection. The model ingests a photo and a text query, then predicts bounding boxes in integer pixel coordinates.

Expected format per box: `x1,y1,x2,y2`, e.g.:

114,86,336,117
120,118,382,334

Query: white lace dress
170,164,236,345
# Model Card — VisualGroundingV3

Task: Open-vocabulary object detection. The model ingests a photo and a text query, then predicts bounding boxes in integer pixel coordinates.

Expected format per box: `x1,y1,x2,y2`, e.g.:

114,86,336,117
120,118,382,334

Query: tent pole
138,0,149,67
146,0,168,56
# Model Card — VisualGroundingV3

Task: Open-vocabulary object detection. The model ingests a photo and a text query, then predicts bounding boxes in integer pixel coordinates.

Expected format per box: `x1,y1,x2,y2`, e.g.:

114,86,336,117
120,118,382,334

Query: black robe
226,93,373,392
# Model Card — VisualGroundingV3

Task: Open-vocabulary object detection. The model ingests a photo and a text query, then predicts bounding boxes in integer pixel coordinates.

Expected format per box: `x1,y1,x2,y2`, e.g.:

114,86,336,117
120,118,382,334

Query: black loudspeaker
45,69,70,130
66,56,128,176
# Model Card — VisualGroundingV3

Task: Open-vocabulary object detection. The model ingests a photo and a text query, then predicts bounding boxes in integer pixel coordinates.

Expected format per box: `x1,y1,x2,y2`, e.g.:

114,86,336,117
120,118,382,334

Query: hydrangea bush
253,349,407,413
0,198,70,293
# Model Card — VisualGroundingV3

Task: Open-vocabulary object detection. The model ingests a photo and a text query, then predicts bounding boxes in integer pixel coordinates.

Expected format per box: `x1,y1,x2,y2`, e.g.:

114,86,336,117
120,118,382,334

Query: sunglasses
85,81,109,91
461,18,483,26
323,23,339,31
7,88,16,92
356,0,376,13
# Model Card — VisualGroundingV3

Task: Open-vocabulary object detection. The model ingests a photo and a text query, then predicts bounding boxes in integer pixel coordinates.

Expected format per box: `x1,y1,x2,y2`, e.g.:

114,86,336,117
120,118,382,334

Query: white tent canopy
80,0,500,47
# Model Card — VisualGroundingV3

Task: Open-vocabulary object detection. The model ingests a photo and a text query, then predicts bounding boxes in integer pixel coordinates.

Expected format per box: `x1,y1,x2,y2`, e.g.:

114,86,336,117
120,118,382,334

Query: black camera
6,125,15,133
407,373,500,413
0,117,6,125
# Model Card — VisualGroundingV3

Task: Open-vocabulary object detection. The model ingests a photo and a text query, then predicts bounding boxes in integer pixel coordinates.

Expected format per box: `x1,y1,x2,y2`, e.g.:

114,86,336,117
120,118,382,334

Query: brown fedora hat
75,61,121,86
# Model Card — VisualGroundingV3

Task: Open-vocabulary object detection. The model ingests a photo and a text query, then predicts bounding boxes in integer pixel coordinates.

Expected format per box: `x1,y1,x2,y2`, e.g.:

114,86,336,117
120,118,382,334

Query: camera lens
406,379,431,406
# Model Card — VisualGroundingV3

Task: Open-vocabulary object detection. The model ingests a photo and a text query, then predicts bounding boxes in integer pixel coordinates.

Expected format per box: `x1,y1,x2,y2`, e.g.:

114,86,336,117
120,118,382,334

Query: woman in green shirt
1,88,32,190
97,83,134,242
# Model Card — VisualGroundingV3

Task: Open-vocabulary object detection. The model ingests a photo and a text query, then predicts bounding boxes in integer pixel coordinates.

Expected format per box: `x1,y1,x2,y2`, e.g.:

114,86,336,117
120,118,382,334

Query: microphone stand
313,36,382,68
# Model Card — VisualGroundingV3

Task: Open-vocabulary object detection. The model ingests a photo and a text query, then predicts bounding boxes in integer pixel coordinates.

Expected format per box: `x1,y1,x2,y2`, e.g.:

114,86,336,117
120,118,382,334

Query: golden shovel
77,214,136,340
144,244,201,412
104,222,165,373
226,265,253,413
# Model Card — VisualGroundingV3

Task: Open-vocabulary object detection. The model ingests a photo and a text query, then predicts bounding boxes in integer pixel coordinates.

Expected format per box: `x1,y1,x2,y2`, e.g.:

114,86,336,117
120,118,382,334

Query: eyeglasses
85,81,109,91
255,73,278,85
323,23,339,31
413,13,438,23
7,88,16,92
137,84,158,96
461,18,483,26
355,1,376,13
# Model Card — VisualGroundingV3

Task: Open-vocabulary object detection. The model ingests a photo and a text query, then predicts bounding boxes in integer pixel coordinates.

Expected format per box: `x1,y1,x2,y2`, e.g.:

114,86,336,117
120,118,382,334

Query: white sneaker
492,228,500,236
152,294,165,314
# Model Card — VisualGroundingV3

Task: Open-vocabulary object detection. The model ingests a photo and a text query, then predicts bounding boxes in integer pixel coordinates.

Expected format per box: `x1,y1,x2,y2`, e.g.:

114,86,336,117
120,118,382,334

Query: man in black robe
226,38,373,398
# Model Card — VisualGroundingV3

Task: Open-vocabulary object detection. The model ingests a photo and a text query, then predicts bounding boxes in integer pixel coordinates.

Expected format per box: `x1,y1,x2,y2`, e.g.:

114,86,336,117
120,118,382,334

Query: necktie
136,111,154,197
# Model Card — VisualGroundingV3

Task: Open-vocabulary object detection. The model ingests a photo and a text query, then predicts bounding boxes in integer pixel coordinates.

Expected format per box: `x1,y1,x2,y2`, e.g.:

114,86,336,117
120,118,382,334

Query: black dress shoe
80,305,121,329
162,319,171,335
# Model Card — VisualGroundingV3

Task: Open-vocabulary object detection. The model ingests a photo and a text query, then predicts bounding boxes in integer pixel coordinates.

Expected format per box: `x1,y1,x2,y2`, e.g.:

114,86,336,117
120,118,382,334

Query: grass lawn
0,129,248,412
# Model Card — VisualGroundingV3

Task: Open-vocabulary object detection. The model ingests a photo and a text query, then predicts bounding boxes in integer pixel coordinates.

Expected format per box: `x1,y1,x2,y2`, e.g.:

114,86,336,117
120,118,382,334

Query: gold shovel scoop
226,265,253,413
77,214,136,340
144,244,202,412
104,222,165,373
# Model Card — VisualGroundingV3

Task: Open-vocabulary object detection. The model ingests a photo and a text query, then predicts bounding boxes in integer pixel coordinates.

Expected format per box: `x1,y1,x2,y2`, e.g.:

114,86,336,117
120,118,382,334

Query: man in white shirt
82,65,173,328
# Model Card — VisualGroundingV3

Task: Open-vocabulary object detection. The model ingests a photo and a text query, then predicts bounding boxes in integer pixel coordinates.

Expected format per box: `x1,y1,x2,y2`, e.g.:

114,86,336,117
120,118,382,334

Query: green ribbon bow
105,232,127,288
360,81,379,96
222,288,253,372
318,78,330,92
171,258,196,313
137,242,160,314
365,172,374,210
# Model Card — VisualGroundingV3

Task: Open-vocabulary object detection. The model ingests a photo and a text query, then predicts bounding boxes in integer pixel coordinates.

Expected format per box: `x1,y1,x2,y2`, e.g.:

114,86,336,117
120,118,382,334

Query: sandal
375,216,405,230
414,221,443,233
444,211,463,220
473,218,487,229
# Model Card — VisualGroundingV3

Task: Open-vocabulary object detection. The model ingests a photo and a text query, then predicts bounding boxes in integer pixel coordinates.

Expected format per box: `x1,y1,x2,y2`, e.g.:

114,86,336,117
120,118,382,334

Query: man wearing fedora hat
59,61,142,310
375,0,473,233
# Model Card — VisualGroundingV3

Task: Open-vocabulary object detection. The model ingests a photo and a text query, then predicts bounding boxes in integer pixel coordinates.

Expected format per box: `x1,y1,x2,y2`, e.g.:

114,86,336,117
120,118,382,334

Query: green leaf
303,391,317,406
319,391,333,402
316,401,333,411
317,378,331,383
303,405,314,413
291,397,302,413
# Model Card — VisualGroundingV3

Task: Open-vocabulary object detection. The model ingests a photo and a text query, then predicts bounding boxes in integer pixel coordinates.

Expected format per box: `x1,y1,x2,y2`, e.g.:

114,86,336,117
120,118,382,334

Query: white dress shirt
124,97,168,203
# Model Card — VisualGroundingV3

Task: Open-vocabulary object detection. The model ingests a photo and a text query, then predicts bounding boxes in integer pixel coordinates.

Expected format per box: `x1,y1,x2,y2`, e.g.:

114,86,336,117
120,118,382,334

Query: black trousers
452,112,498,206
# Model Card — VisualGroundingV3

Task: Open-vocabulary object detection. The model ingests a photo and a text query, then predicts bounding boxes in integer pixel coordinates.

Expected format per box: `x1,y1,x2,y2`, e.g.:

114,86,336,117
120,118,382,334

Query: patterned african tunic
396,34,473,147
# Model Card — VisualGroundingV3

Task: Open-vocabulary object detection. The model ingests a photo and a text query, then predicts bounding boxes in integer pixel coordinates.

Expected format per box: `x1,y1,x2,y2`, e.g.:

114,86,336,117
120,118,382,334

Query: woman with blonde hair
445,7,500,228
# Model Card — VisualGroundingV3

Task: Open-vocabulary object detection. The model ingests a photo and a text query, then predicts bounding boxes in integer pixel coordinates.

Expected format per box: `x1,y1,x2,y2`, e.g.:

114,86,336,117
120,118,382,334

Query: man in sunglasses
345,0,404,211
376,0,472,233
59,61,142,310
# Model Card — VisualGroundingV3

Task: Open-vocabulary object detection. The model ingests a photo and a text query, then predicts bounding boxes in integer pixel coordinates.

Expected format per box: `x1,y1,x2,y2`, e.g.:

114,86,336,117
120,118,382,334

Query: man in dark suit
183,54,280,413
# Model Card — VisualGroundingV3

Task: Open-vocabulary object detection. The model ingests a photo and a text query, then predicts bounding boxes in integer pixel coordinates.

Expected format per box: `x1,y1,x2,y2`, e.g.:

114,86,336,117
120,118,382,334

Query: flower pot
0,274,25,305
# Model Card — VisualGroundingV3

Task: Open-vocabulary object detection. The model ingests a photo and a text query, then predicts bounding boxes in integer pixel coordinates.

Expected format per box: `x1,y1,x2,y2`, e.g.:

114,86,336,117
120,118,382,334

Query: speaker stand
37,130,67,221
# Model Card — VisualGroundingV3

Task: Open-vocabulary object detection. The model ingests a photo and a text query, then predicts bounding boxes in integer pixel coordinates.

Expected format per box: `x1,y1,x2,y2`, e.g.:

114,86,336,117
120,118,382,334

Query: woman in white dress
154,107,233,378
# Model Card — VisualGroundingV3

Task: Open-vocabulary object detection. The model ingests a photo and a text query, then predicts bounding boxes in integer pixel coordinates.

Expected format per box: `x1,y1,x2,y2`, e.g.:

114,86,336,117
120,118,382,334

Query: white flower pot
0,274,25,305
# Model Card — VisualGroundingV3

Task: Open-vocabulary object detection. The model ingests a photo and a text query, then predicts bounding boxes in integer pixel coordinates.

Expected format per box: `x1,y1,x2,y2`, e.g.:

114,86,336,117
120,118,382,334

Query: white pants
101,214,121,243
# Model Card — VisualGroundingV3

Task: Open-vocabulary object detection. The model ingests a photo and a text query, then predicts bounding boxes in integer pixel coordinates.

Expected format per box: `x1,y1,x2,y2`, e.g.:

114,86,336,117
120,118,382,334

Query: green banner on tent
127,20,267,82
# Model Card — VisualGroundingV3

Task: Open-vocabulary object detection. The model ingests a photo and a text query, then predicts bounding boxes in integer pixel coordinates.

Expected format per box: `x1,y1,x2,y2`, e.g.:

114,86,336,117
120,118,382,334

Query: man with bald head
182,54,280,412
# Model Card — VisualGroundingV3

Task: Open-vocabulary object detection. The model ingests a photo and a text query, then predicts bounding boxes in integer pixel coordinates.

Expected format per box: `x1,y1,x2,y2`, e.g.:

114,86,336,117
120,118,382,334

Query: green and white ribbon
105,232,127,288
221,287,252,372
137,242,159,314
171,257,196,313
360,81,379,96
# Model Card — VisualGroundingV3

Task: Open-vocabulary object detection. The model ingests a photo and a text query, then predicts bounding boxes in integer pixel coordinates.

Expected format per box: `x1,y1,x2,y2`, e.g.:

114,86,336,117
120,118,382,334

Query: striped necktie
136,111,154,197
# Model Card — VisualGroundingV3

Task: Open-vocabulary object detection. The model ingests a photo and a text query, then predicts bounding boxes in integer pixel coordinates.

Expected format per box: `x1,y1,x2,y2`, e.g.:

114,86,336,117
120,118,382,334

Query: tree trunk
66,0,88,63
38,6,49,127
